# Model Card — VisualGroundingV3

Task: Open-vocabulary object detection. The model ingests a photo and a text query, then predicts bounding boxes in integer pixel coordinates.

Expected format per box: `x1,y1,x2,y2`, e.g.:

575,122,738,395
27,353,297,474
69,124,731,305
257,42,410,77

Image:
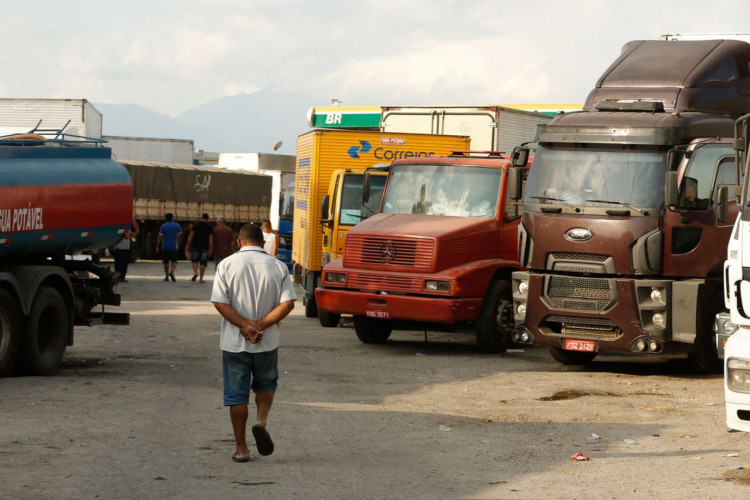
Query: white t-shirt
263,231,278,256
211,246,297,353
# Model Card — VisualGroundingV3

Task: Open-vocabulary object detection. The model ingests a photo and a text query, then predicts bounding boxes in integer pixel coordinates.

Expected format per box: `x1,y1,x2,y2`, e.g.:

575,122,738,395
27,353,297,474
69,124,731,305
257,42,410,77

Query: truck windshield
280,182,294,220
339,174,387,225
526,145,667,210
382,163,502,218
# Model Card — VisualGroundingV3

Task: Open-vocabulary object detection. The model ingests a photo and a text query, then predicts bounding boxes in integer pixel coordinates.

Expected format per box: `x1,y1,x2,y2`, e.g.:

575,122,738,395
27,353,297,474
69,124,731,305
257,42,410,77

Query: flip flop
251,423,274,456
232,452,249,463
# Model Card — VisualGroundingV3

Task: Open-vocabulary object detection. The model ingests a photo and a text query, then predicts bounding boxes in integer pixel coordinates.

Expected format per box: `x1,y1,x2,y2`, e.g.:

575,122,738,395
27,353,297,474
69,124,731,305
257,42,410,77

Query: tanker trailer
0,133,133,376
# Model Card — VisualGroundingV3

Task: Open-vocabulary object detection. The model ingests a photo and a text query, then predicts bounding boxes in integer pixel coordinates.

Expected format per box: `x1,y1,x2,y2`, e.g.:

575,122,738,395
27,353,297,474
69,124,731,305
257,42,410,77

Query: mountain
96,89,314,155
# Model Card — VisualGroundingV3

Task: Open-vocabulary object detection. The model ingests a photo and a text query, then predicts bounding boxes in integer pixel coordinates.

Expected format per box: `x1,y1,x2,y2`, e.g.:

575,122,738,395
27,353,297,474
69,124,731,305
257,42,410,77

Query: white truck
104,135,196,164
0,98,102,138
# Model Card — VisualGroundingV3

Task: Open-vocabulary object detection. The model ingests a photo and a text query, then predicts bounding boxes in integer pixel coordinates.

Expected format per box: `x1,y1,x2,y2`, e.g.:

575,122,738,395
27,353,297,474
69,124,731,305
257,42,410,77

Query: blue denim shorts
191,249,209,266
222,349,279,405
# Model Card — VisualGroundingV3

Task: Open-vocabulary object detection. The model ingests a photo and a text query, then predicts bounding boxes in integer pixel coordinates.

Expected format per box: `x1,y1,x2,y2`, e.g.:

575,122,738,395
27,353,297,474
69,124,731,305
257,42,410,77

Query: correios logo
347,137,435,160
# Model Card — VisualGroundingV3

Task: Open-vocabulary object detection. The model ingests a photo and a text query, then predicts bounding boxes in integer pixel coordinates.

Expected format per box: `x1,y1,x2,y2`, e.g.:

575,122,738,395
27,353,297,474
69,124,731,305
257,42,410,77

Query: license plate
564,339,595,352
366,310,390,319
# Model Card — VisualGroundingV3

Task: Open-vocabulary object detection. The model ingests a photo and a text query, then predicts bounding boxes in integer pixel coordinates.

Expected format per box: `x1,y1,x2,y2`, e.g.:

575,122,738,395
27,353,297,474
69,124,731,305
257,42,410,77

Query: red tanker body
0,133,133,376
315,152,529,352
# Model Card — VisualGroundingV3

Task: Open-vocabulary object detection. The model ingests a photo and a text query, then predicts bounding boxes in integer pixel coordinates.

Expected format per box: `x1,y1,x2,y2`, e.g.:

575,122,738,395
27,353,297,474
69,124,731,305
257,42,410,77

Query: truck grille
347,272,422,293
551,252,608,262
345,235,434,271
546,275,614,311
543,315,621,339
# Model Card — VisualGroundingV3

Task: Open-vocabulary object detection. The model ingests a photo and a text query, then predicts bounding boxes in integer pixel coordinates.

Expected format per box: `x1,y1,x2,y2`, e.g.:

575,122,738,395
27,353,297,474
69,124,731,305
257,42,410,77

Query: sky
1,0,749,117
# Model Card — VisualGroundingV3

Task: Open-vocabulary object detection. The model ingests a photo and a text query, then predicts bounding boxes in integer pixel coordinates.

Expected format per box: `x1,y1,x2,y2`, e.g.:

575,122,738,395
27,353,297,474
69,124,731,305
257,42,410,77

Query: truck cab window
680,144,734,210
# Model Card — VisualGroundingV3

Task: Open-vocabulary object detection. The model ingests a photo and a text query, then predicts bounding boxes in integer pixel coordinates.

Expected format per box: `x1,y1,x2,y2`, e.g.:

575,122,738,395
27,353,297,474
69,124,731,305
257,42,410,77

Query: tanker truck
0,132,133,377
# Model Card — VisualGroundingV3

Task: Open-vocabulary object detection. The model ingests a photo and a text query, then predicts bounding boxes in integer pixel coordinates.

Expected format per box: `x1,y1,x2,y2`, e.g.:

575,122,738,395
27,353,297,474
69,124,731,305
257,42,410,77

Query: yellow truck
292,129,470,318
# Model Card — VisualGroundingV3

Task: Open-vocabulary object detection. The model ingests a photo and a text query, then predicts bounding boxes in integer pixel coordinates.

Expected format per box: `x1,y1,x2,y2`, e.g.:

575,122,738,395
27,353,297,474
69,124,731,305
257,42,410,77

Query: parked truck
380,105,553,152
292,129,470,318
0,132,132,377
120,160,272,260
0,98,102,138
314,151,530,352
105,135,195,164
509,39,750,372
316,167,389,327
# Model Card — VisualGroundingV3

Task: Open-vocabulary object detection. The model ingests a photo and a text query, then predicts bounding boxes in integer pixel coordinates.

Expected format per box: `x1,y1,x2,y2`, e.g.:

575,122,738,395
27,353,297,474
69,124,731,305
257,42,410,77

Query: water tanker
0,132,133,376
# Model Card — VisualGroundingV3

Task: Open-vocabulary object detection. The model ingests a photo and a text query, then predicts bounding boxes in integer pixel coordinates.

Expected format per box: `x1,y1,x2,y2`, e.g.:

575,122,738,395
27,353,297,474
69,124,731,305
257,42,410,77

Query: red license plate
366,310,390,319
564,339,595,352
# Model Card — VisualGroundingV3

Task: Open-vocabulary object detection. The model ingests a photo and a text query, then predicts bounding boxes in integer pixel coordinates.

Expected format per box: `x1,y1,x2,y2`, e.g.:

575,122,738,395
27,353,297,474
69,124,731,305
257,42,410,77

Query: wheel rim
495,299,514,333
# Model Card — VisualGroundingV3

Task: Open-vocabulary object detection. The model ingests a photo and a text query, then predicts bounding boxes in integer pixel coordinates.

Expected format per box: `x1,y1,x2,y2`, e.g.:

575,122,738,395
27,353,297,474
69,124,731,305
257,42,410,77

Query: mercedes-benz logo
379,241,397,263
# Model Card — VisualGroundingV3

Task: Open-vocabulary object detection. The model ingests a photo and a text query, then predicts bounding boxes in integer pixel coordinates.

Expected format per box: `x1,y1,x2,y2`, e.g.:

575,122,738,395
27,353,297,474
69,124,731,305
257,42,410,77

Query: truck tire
318,310,341,328
549,346,597,365
21,286,69,376
0,288,21,377
475,279,513,353
304,296,318,318
688,290,723,374
353,315,392,344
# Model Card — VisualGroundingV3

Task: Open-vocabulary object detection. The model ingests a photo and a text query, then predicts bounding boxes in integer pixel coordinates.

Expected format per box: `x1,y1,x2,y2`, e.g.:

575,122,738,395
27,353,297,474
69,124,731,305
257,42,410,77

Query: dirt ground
2,260,750,499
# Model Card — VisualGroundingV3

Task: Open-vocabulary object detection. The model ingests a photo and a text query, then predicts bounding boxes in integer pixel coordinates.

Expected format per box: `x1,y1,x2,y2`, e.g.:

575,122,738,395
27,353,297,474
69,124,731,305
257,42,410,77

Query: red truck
0,131,132,376
314,152,529,352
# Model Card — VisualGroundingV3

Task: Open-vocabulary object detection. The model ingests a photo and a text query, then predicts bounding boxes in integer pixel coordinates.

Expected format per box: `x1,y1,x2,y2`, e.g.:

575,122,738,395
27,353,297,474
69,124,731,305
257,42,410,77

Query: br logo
348,141,372,159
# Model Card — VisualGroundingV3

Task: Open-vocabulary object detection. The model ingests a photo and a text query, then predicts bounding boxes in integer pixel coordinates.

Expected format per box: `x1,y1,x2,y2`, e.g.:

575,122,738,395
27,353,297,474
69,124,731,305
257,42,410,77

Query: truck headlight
324,272,347,283
722,319,738,335
518,279,529,295
728,357,750,393
650,287,665,304
652,312,666,329
425,280,451,292
517,302,527,317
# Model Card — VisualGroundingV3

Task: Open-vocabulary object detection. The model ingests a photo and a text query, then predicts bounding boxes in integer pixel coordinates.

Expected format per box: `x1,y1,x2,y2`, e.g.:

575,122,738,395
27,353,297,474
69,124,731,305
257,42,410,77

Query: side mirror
717,185,728,223
508,167,523,201
363,171,371,204
321,194,330,222
665,171,679,208
511,146,530,167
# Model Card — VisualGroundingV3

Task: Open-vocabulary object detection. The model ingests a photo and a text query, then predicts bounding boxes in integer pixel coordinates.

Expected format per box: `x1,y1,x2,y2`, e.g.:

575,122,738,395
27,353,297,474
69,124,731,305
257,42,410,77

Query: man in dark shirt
186,213,214,283
213,216,236,268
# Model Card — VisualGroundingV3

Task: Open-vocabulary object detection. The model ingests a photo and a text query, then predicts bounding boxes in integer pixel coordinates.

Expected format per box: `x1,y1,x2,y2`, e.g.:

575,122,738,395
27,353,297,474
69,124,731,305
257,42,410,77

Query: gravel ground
1,260,749,499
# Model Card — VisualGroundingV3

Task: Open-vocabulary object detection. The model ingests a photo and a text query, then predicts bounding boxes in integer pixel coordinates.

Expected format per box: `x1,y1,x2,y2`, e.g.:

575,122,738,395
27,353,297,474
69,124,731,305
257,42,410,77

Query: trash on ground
416,353,426,357
623,438,636,445
586,433,601,440
727,453,740,457
439,425,451,432
570,452,590,461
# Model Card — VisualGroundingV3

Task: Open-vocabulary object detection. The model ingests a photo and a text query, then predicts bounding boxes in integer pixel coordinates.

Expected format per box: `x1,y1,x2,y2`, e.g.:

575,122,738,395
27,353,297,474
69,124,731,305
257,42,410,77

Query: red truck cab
315,152,529,352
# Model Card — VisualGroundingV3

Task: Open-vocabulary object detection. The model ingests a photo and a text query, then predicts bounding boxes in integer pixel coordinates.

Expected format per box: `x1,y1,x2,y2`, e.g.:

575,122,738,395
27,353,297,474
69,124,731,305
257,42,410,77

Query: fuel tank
0,141,133,262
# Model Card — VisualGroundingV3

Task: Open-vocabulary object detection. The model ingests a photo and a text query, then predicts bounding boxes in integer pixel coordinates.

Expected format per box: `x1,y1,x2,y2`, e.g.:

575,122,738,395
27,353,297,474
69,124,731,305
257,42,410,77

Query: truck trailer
315,151,530,352
120,161,272,260
292,129,471,318
0,132,132,376
510,39,750,372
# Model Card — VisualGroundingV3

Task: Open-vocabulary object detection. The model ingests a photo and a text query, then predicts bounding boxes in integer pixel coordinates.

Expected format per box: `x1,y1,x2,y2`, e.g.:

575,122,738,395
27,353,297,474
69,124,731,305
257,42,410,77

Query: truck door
663,142,738,276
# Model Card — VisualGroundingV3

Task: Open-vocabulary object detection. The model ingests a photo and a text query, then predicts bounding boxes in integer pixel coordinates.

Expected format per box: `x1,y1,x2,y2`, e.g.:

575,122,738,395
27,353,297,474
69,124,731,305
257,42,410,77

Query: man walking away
156,213,182,282
211,223,296,461
186,213,214,283
112,219,139,282
261,220,278,257
213,216,236,268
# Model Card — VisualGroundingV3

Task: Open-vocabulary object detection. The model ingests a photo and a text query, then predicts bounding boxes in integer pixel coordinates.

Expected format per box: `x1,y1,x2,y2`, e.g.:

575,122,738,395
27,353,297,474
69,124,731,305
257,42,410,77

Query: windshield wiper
529,196,579,212
585,199,649,216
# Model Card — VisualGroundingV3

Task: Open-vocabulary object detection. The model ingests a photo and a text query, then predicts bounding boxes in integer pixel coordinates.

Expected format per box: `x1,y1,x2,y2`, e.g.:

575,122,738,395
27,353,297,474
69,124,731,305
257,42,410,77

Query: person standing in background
112,219,140,282
156,213,182,282
186,213,214,283
213,216,236,268
261,220,278,257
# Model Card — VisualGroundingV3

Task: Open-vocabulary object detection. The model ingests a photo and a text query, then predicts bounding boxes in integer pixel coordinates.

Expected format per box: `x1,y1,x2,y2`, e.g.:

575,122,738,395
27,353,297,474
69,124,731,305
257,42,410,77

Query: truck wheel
475,279,513,353
21,287,70,376
318,310,341,328
353,315,392,344
304,296,318,318
0,288,21,377
549,346,597,365
688,290,723,374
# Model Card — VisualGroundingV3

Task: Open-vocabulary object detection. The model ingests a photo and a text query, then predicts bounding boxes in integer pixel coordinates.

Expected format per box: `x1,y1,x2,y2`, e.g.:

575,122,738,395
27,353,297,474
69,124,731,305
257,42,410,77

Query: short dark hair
165,213,174,221
201,213,209,220
238,223,264,245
